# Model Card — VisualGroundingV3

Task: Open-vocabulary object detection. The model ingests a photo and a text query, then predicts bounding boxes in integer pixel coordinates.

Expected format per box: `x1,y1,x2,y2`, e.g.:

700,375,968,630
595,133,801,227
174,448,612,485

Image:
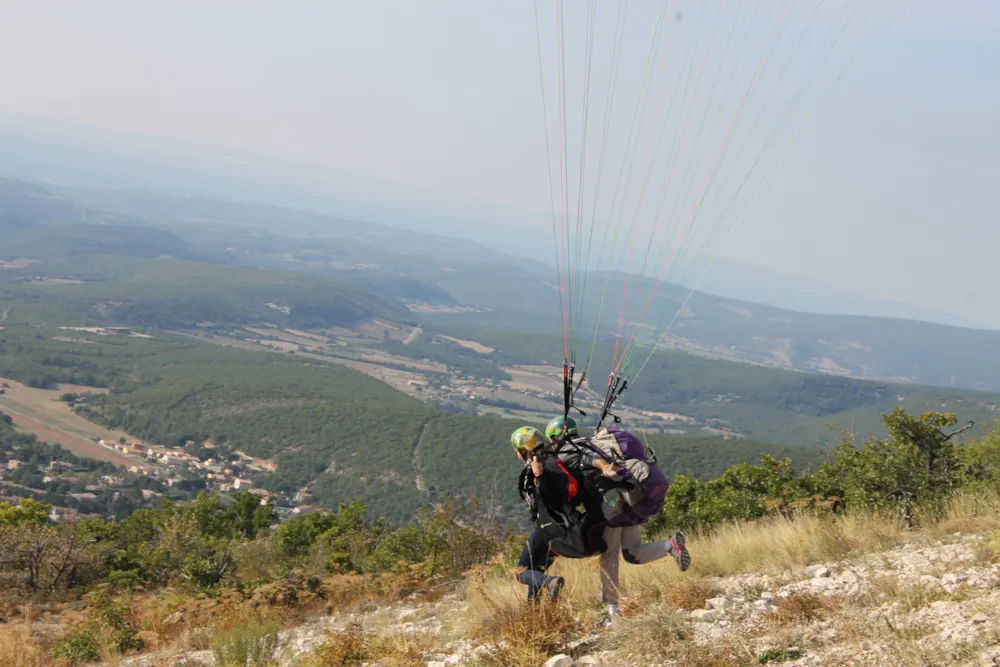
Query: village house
233,451,256,465
48,507,76,522
247,489,272,504
233,478,253,489
68,492,98,502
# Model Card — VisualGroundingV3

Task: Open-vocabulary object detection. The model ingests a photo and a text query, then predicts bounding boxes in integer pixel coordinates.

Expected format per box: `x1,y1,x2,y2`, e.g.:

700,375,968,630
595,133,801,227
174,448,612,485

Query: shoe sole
548,577,565,602
672,532,691,572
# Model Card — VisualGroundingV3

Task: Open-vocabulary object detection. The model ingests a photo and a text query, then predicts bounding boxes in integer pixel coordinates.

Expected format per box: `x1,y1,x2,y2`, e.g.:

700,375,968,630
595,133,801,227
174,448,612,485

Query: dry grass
928,489,1000,536
0,624,52,667
771,591,841,626
473,600,580,667
129,584,317,657
659,629,758,667
688,512,905,578
600,607,693,662
302,616,444,667
664,576,722,611
465,492,1000,667
465,572,582,667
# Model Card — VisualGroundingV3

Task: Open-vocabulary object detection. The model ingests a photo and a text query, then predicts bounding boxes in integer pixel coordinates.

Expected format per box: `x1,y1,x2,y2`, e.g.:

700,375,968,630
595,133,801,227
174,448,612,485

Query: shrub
52,588,143,664
211,621,281,667
649,410,977,535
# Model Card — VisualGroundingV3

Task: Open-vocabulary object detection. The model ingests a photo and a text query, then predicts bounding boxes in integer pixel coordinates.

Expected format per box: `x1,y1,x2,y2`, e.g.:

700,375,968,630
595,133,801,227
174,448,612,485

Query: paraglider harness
513,360,644,558
516,437,618,559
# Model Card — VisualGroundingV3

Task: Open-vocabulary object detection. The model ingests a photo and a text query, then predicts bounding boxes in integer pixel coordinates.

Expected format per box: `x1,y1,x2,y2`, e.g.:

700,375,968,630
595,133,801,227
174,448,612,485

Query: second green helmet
545,415,579,441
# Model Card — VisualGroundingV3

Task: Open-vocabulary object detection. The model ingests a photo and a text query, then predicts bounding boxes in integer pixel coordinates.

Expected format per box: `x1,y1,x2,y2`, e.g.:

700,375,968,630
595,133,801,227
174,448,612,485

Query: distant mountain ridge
693,257,990,330
0,115,981,332
1,136,999,392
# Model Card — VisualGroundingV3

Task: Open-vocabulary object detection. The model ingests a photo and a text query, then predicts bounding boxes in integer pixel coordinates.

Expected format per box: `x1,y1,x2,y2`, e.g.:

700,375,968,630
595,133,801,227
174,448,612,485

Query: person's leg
620,525,691,571
516,565,564,601
517,530,563,601
599,525,623,615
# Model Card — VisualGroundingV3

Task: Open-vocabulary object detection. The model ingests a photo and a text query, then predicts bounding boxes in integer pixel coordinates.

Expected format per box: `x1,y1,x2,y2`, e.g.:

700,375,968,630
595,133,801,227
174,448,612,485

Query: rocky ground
116,532,1000,666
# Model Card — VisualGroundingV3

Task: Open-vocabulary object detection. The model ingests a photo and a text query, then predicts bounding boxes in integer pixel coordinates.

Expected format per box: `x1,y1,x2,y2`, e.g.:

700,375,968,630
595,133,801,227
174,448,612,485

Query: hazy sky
0,1,998,323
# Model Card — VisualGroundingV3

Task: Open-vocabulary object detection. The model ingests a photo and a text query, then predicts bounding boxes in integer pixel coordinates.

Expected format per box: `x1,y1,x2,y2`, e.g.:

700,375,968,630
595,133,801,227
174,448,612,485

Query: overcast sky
0,1,997,324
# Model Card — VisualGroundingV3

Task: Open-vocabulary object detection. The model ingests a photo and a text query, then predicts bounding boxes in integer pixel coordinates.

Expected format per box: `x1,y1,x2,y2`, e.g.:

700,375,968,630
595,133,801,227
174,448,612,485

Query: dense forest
0,324,834,522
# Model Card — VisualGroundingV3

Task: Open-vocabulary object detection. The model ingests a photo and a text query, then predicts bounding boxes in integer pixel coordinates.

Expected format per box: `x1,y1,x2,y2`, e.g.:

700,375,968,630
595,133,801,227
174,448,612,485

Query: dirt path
403,326,422,345
412,421,430,492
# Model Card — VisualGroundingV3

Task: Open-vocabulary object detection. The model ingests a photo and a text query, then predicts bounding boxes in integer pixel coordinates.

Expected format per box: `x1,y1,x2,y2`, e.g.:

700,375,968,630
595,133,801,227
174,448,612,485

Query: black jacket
519,452,607,558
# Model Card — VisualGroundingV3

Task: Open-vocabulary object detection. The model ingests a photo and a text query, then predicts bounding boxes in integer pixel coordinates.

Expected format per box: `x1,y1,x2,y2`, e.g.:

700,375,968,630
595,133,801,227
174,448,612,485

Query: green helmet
511,426,545,452
545,415,579,442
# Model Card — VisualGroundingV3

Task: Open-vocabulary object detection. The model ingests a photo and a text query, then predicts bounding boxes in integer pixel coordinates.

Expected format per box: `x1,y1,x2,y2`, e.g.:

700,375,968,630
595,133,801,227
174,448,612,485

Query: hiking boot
596,605,619,628
669,531,691,572
545,576,565,602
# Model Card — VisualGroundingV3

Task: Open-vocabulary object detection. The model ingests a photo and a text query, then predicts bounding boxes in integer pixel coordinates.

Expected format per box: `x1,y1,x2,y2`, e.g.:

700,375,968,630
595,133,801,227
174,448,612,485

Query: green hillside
0,177,81,232
403,327,1000,447
0,223,203,261
0,254,412,330
0,184,996,522
10,182,1000,393
0,321,828,522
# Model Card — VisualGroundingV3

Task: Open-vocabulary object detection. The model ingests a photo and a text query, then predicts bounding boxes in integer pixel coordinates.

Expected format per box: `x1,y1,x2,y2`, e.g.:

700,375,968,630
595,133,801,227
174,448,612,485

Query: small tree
816,409,969,525
957,425,1000,491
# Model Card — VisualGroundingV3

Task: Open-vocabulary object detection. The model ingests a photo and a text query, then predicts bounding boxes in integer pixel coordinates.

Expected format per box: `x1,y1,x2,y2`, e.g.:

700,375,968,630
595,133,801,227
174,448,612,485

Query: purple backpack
591,426,670,527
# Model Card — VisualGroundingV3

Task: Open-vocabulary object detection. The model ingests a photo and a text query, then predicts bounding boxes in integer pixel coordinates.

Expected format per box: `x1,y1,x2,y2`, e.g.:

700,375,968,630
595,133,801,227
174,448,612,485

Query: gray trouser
600,525,672,608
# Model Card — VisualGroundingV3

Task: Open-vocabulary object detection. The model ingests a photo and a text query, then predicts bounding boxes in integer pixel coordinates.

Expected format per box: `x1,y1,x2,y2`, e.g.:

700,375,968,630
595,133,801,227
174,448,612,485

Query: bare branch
943,421,975,441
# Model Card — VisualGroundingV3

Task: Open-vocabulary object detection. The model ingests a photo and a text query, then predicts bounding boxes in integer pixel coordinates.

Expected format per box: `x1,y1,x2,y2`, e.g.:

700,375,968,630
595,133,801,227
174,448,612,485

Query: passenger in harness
544,416,691,626
510,426,622,602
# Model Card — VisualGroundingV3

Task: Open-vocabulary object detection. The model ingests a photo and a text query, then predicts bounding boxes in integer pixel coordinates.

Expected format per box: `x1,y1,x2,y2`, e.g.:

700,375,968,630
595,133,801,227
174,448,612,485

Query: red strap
556,459,578,502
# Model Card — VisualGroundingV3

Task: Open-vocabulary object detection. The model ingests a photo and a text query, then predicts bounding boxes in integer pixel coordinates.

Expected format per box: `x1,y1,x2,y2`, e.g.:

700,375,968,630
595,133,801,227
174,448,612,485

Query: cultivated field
0,377,143,467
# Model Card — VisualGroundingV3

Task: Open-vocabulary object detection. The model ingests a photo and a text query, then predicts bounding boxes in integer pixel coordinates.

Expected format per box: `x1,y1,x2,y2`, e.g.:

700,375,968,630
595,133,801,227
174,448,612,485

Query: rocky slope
107,530,1000,667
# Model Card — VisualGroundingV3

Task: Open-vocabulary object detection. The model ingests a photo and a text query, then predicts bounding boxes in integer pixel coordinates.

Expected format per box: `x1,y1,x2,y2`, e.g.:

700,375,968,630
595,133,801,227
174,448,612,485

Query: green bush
51,588,143,664
211,621,281,667
650,410,987,534
51,625,104,665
